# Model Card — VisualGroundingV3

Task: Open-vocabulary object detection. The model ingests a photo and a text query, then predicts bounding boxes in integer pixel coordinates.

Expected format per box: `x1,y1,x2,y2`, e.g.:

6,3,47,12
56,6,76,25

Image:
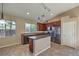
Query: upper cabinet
37,23,46,31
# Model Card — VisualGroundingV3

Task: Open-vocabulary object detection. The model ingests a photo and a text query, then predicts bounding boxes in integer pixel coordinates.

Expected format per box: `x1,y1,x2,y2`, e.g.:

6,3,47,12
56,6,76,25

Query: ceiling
0,3,79,22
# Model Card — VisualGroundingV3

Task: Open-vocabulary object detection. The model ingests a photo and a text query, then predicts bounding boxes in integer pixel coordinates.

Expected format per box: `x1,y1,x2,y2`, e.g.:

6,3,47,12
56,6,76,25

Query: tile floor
39,43,78,56
0,42,79,56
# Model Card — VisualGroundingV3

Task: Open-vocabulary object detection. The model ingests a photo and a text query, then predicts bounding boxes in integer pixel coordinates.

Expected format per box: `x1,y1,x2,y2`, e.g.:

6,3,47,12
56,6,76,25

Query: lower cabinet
21,34,29,44
29,38,33,53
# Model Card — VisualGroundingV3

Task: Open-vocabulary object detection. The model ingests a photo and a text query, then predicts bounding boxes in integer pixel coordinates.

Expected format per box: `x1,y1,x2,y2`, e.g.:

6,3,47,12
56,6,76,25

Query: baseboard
0,43,20,49
34,46,50,56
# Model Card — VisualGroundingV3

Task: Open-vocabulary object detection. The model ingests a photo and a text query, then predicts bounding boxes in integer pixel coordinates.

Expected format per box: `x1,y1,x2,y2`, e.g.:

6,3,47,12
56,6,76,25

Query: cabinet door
62,21,76,48
29,39,33,53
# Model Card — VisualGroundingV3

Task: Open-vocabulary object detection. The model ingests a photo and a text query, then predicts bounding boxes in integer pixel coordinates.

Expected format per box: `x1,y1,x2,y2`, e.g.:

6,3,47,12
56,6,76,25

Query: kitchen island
21,31,48,44
29,34,51,56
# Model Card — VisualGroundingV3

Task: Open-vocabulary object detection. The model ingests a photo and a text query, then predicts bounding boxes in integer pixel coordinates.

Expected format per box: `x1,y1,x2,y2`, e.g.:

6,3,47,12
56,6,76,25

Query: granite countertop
21,31,48,36
29,34,50,40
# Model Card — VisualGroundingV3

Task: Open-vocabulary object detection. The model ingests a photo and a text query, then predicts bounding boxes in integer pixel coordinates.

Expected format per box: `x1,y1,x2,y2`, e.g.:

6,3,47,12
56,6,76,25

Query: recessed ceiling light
50,13,53,16
26,12,30,15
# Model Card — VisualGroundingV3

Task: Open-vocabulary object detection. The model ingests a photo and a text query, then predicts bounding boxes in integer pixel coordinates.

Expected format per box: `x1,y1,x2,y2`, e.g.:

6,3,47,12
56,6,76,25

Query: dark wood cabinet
37,23,46,31
29,38,33,53
21,34,29,44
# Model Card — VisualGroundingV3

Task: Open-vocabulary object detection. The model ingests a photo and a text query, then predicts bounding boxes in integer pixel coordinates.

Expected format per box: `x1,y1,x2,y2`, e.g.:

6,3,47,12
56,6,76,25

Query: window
0,20,16,37
25,23,36,32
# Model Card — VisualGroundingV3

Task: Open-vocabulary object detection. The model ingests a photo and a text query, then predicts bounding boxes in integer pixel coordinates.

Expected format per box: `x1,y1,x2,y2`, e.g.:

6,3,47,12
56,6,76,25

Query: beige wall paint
0,14,37,48
48,6,79,22
47,17,61,23
60,6,79,18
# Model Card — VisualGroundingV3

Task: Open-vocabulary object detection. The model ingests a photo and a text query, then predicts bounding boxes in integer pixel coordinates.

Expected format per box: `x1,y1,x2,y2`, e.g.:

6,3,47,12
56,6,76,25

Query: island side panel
33,36,51,55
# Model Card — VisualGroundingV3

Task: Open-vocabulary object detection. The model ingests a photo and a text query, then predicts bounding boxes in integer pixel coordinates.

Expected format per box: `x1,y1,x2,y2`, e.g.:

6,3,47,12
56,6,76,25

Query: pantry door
62,21,76,48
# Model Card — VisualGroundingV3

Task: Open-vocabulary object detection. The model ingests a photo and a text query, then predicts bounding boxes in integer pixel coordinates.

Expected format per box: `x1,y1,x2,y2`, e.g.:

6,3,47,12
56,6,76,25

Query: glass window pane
25,23,30,32
10,21,16,36
0,20,5,29
11,24,16,30
5,21,16,36
5,20,11,29
11,21,16,30
5,20,11,36
12,21,16,25
25,23,36,32
0,20,5,37
30,24,36,32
